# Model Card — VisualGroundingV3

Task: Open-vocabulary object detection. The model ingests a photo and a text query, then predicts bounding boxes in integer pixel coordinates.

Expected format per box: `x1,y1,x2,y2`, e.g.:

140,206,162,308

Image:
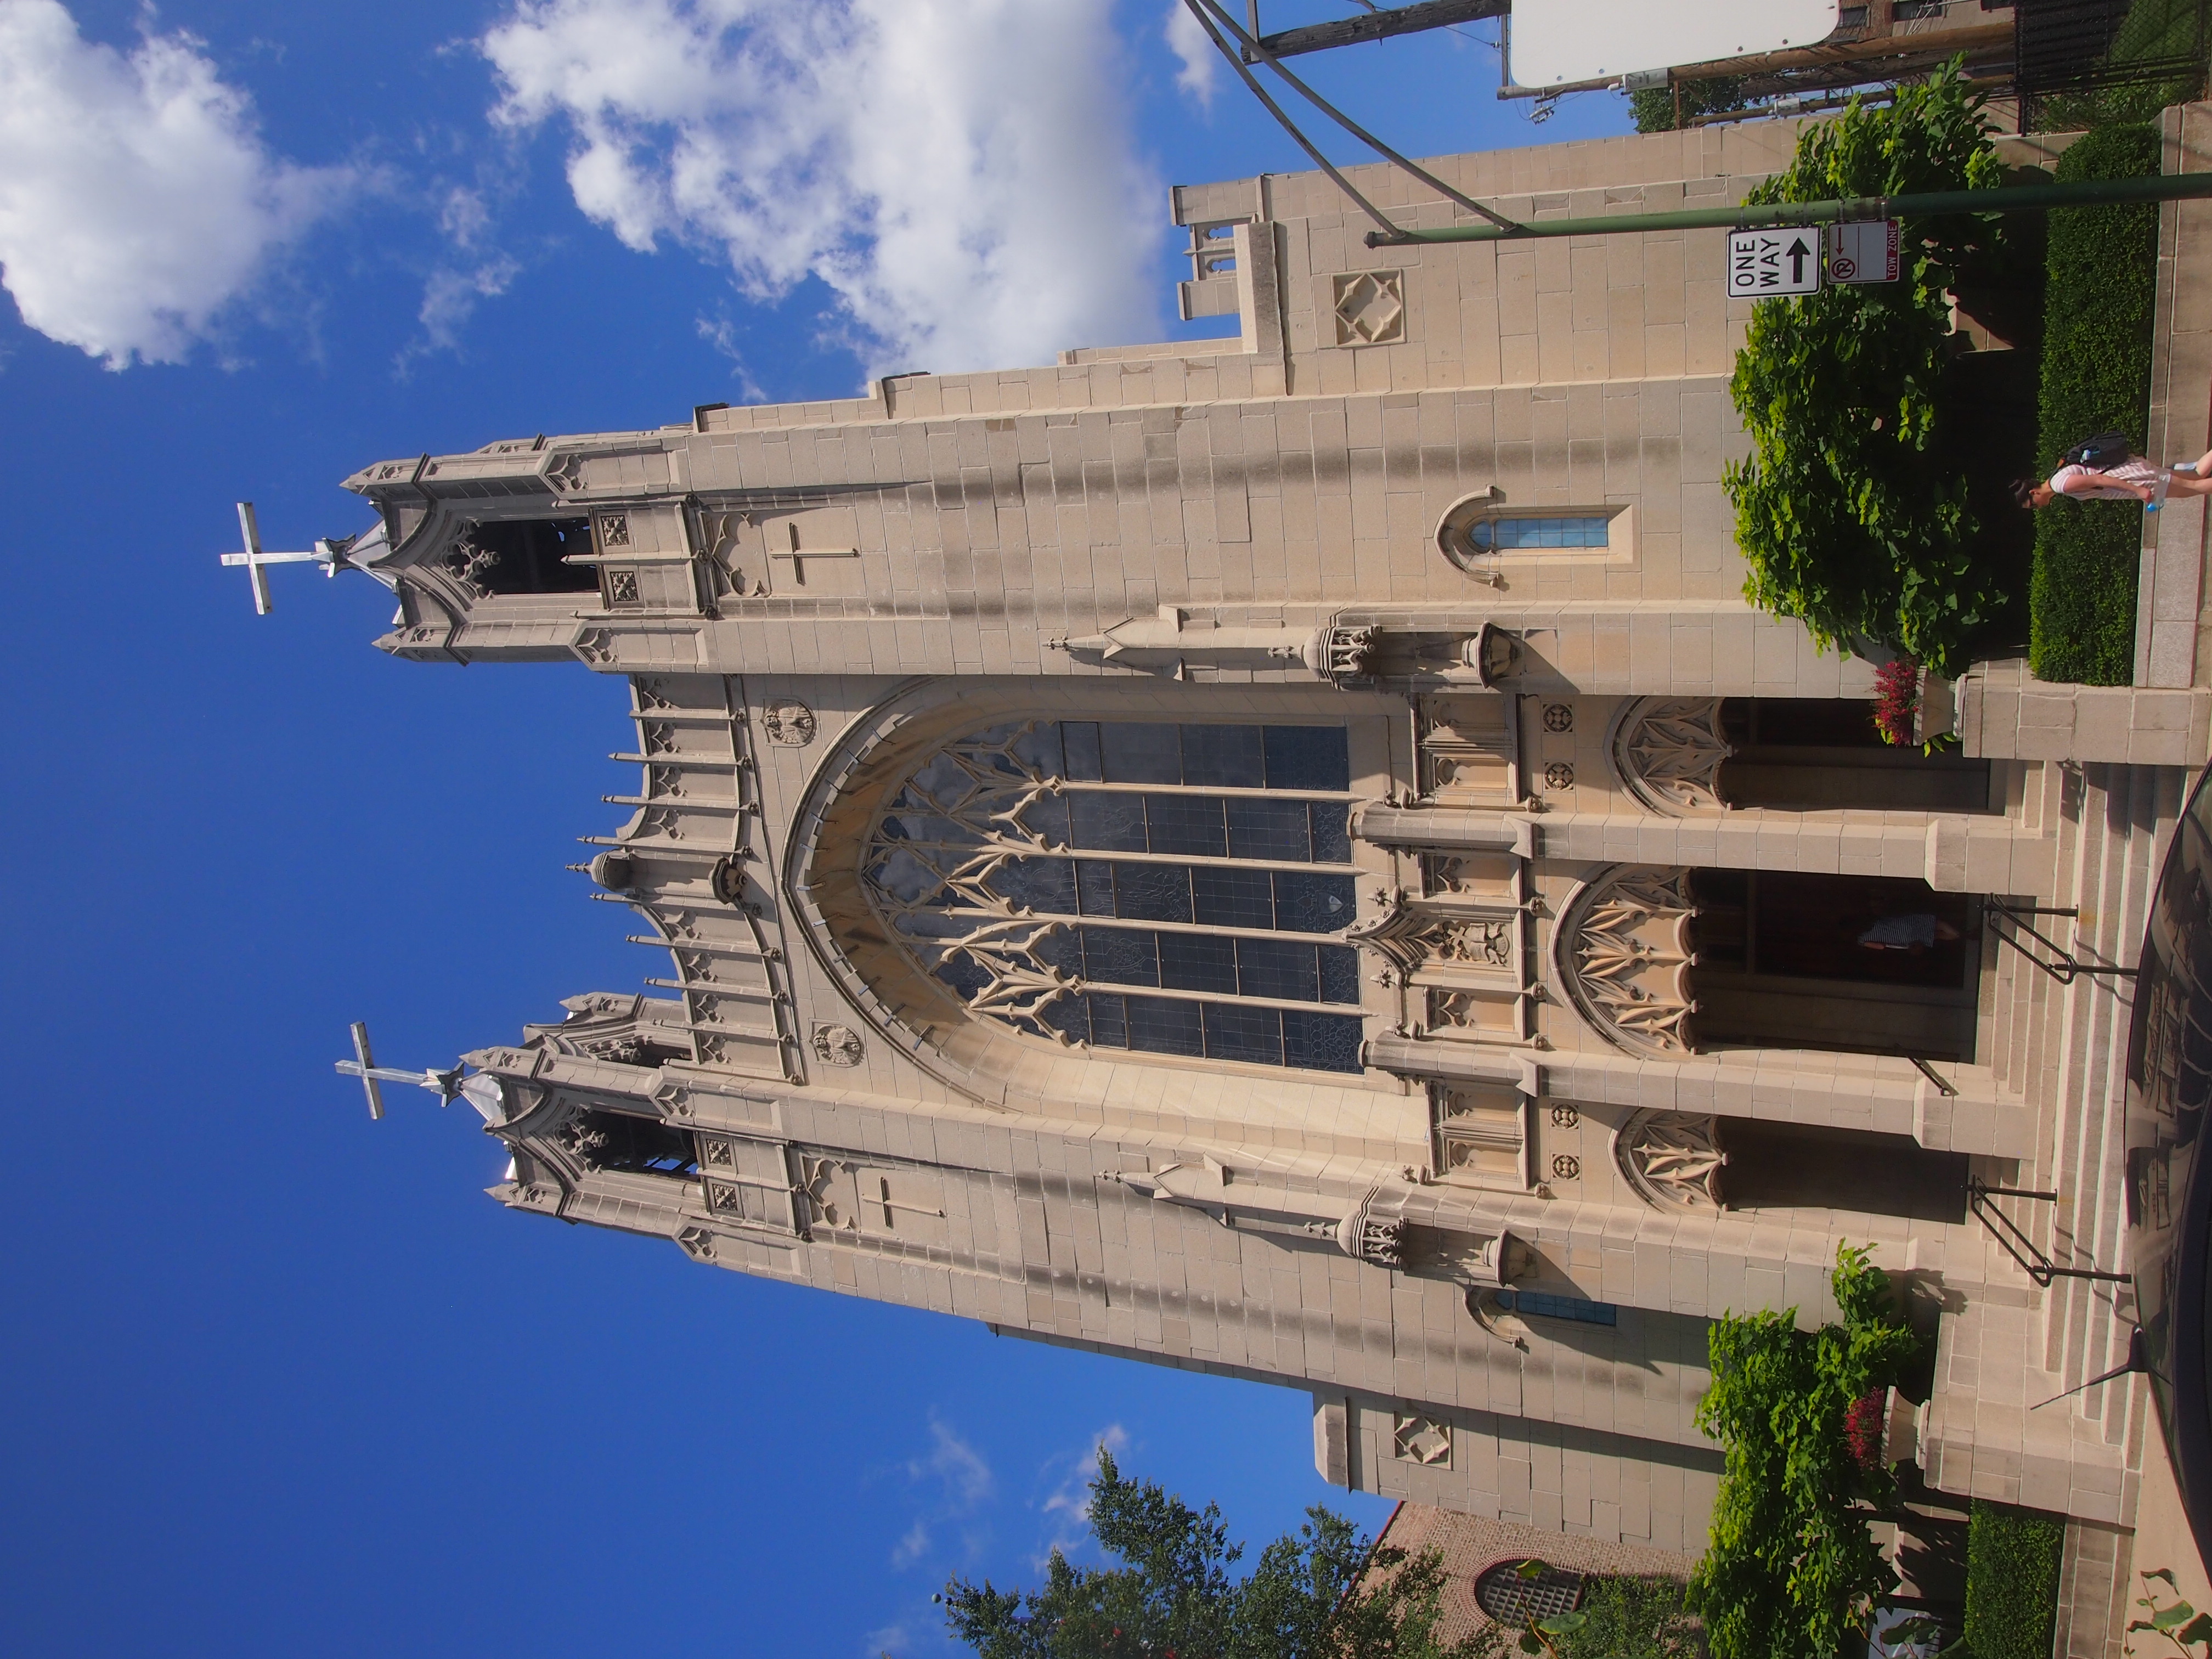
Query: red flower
1872,659,1920,746
1844,1389,1887,1468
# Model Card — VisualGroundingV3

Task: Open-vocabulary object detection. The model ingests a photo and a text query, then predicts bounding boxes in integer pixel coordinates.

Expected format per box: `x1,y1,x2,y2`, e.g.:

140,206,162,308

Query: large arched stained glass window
865,720,1367,1073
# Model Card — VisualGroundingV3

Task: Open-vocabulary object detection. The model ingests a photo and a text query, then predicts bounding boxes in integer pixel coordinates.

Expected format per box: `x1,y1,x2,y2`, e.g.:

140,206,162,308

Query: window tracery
862,719,1367,1073
1555,865,1699,1056
1610,697,1733,814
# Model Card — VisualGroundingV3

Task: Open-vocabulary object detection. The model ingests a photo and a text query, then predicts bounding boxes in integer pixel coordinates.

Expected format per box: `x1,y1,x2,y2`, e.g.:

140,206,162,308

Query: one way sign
1726,229,1822,297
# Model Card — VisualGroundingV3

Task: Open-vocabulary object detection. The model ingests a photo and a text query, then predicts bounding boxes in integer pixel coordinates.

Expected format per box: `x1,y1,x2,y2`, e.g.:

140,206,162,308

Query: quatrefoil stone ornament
1330,271,1407,346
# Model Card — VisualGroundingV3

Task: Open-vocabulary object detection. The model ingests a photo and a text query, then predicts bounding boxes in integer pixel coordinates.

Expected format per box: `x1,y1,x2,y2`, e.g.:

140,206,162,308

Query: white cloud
889,1517,932,1570
1036,1423,1127,1566
400,183,521,365
414,257,520,354
481,0,1164,378
696,313,768,403
879,1414,995,1575
910,1415,994,1510
1164,1,1217,108
438,184,495,248
0,0,350,367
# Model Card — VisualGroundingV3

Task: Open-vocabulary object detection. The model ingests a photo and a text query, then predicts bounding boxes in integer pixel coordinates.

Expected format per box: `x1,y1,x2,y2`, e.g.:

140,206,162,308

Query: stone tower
303,114,2190,1609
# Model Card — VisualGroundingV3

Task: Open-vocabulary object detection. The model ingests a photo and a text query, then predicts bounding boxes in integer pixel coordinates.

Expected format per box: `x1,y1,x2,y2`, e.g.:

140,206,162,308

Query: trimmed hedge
2029,123,2162,684
1962,1500,2064,1659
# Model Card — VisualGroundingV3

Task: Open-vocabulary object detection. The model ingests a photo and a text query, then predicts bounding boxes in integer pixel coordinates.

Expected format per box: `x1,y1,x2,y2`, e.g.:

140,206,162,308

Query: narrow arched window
1464,514,1611,553
865,720,1367,1073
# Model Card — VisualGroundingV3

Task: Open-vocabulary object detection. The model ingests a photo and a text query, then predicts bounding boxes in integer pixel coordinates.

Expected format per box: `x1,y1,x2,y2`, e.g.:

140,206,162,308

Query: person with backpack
2012,432,2212,511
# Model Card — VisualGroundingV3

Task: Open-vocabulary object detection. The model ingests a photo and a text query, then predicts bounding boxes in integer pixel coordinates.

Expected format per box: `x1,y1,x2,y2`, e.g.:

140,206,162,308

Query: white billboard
1510,0,1841,87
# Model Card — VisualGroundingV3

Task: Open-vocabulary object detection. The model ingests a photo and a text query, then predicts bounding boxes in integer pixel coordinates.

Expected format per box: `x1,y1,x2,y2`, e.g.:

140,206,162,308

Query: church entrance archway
1558,866,1982,1062
1610,697,1993,814
1688,870,1980,1062
1616,1109,1970,1222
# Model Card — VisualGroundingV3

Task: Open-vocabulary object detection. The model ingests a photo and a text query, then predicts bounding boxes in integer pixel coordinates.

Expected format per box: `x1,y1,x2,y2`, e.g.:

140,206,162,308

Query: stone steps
2027,765,2178,1452
1987,760,2072,1104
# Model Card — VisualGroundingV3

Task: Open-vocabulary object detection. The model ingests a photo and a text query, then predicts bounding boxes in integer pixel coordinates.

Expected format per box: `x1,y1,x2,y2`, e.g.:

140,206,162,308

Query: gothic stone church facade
331,119,2185,1616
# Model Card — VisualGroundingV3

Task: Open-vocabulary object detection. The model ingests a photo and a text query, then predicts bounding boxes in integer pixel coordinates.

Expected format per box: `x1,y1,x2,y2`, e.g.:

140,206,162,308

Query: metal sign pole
1365,169,2212,248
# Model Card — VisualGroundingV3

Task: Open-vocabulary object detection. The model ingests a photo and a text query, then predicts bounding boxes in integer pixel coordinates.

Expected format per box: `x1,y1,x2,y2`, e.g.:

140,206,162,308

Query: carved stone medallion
811,1022,865,1067
763,699,818,747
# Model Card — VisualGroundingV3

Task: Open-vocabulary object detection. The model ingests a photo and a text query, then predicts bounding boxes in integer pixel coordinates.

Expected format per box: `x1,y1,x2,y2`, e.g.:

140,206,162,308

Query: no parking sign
1827,219,1901,284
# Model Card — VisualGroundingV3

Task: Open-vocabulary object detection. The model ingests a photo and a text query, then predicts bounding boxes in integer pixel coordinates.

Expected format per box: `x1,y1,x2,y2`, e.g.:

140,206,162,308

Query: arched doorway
1689,870,1980,1062
1617,1109,1969,1223
1558,866,1982,1063
1610,697,1993,814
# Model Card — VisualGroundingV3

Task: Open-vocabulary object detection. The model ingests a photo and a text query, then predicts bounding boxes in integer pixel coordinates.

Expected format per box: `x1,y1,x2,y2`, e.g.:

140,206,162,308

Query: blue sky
0,4,1633,1653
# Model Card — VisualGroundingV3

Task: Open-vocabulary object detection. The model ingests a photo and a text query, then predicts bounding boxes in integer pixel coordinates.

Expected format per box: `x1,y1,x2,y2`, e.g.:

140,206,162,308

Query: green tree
1628,77,1747,133
1723,63,2015,675
1686,1243,1922,1659
940,1448,1504,1658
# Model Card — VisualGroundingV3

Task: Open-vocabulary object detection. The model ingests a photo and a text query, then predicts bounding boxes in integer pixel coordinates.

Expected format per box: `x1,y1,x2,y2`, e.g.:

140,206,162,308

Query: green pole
1363,170,2212,247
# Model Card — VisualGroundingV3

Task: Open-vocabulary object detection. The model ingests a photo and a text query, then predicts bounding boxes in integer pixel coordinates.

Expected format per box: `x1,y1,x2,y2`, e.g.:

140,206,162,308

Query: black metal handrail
1910,1056,1960,1097
1985,900,2139,986
1967,1176,2133,1286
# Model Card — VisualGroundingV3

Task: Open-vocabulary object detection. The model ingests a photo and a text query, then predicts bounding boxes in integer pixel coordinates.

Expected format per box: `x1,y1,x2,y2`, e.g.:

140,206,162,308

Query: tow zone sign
1826,218,1901,284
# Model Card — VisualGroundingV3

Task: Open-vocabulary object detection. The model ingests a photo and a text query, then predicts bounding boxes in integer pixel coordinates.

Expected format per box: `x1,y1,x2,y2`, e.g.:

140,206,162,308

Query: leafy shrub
1724,65,2016,676
1962,1500,2063,1659
1547,1576,1702,1658
2029,122,2161,684
1686,1244,1921,1659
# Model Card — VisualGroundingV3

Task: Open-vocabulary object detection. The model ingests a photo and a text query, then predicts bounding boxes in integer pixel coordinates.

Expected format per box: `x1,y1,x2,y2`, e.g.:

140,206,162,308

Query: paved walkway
2136,100,2212,686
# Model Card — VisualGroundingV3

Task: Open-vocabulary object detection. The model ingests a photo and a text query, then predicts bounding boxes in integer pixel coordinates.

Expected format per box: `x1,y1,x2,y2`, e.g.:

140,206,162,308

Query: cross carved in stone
765,521,860,586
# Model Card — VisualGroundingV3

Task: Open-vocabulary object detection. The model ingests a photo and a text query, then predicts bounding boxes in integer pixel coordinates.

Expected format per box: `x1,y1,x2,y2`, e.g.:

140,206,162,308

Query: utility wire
1180,0,1408,240
1190,0,1522,234
1335,0,1494,53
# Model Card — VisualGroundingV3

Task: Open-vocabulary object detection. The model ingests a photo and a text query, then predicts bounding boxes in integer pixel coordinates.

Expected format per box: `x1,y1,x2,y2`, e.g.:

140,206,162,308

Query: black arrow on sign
1787,235,1812,286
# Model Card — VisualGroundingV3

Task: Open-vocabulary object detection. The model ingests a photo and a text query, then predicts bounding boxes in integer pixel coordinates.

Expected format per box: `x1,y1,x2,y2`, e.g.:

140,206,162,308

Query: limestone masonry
325,117,2196,1657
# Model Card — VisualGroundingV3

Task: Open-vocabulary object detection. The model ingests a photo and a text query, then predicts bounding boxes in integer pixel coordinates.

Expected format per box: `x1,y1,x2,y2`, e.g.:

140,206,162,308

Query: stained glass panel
864,718,1367,1073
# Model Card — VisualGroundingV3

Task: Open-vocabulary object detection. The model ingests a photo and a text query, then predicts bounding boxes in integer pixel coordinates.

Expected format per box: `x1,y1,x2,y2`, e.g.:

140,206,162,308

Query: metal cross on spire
220,501,361,615
334,1022,466,1120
